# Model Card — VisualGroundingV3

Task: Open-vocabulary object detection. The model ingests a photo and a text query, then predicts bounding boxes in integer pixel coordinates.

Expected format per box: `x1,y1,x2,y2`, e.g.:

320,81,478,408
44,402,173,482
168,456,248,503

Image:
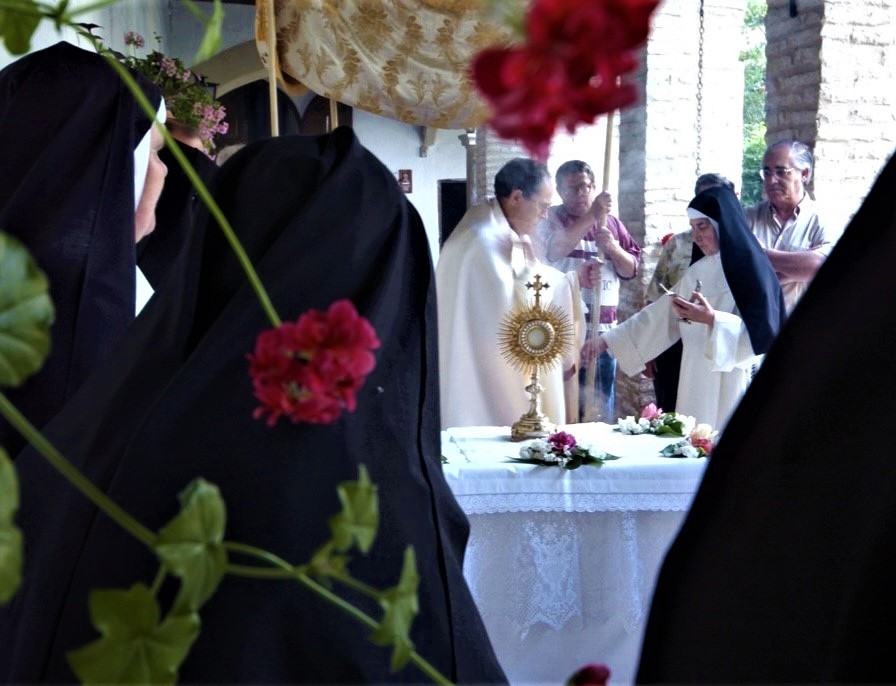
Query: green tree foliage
740,0,767,206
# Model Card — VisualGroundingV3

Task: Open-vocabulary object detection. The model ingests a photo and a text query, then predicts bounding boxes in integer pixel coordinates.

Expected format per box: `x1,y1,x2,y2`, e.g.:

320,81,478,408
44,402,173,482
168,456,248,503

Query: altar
441,423,708,685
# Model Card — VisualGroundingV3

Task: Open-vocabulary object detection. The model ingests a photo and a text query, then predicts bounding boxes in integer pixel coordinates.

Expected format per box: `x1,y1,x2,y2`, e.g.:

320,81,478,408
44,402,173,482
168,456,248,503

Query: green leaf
0,448,22,603
0,231,54,388
307,541,349,584
329,465,379,554
67,584,200,685
0,0,42,55
371,546,419,671
182,0,223,62
154,479,227,612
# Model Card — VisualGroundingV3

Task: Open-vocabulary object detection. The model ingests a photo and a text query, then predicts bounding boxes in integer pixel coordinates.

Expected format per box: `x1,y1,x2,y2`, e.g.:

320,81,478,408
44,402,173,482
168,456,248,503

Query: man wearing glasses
746,140,835,312
541,160,641,422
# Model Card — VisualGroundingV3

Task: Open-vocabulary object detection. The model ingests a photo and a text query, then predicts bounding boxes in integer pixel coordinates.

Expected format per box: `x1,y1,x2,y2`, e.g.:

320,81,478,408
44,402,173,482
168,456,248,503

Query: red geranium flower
472,0,660,159
566,662,611,686
247,299,380,426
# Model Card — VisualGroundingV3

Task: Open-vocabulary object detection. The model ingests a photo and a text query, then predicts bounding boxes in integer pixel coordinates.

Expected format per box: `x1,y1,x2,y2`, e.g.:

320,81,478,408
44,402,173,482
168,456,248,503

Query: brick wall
765,0,895,233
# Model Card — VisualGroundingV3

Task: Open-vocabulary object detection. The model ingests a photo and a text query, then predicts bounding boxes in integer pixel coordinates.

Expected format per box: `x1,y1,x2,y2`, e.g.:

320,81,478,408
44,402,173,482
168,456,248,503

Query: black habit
0,42,162,457
1,129,507,684
136,139,218,290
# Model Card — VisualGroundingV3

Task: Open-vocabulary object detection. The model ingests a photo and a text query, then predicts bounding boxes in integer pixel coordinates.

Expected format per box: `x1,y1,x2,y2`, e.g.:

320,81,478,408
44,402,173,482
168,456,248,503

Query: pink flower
548,430,577,454
640,402,662,420
124,31,145,49
691,436,714,456
566,663,611,686
471,0,661,159
247,300,380,426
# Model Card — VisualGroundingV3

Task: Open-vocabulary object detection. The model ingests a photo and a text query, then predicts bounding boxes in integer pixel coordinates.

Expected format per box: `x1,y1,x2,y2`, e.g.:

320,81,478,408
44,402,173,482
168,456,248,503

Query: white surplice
436,199,585,429
603,254,758,429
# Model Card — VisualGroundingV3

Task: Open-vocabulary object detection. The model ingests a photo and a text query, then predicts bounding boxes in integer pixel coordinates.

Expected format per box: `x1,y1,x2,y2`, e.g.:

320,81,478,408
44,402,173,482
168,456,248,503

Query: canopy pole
265,0,280,136
329,98,339,131
583,110,616,422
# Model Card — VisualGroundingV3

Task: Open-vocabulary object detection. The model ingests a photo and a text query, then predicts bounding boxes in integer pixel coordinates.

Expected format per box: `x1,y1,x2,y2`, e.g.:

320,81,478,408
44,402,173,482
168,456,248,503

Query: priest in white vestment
600,186,785,430
437,158,587,429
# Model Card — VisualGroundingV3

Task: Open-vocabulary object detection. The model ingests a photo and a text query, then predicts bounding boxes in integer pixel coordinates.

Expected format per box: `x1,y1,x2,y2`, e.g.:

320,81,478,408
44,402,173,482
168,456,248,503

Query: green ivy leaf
0,231,54,388
307,541,349,584
66,583,200,685
371,546,419,671
0,0,42,55
154,479,227,613
329,465,378,554
181,0,223,63
0,448,23,604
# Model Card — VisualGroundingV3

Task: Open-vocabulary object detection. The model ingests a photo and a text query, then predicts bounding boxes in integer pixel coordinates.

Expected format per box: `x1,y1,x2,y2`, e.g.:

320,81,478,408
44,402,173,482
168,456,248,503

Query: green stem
0,392,156,547
224,541,293,571
328,570,383,601
150,567,167,596
223,542,453,686
99,52,282,328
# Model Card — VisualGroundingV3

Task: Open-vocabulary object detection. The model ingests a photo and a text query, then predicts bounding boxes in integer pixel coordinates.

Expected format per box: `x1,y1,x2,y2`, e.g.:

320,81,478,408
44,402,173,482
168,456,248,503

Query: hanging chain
695,0,705,176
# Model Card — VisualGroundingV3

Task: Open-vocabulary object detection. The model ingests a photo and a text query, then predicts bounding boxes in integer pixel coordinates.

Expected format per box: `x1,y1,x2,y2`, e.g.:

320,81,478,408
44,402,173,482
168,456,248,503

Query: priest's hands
671,291,714,325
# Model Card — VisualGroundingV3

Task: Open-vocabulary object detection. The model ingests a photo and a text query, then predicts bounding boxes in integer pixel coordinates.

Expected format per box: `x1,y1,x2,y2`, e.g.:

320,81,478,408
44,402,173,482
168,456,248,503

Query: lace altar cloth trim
454,491,695,514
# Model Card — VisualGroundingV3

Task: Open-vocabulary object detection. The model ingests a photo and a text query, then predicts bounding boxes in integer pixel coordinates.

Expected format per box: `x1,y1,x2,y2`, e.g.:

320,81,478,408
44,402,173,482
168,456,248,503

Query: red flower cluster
566,662,611,686
472,0,660,160
247,299,380,426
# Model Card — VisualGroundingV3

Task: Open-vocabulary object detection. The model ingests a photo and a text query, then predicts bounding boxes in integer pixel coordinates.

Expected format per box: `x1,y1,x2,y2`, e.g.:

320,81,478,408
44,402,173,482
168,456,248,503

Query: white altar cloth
442,423,708,686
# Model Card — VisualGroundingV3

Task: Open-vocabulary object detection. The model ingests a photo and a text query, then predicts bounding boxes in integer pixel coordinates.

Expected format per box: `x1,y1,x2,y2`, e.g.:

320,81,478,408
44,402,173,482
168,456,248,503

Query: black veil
0,41,162,456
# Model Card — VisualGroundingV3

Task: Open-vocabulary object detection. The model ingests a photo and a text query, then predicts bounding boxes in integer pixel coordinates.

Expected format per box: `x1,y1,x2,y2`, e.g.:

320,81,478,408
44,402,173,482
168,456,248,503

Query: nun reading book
599,186,786,429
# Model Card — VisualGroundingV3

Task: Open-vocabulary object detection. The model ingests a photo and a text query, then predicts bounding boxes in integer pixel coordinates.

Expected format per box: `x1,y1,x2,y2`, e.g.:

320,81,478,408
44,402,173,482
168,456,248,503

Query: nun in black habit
1,128,507,684
136,138,218,290
636,150,896,683
601,186,785,429
0,41,165,457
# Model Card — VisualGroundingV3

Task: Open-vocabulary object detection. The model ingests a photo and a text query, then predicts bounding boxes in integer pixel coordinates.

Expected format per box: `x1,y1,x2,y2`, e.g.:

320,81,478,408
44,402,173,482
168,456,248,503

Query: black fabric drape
688,185,786,354
136,140,218,290
1,129,506,684
0,41,161,457
637,151,896,683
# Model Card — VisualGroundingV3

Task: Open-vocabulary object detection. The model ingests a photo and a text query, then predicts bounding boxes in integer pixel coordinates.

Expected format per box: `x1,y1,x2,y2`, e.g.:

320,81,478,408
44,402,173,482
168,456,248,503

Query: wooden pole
583,111,615,422
602,109,615,192
329,98,339,131
265,0,280,136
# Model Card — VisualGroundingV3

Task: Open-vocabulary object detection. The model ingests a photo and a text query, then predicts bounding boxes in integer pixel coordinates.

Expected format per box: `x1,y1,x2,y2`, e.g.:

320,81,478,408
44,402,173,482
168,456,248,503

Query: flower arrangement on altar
660,423,717,458
617,402,696,437
515,430,618,470
118,30,228,153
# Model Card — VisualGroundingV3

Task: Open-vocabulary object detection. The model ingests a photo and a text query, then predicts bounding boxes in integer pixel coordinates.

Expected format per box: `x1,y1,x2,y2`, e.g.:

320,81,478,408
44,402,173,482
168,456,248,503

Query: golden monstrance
498,274,574,441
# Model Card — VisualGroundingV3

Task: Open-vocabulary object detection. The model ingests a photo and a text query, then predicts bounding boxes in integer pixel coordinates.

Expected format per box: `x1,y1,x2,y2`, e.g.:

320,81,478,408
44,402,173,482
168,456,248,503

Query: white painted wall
352,112,467,263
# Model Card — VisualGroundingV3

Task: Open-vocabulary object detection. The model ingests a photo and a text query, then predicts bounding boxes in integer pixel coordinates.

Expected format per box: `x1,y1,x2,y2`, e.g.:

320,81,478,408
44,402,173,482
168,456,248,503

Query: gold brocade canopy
254,0,513,129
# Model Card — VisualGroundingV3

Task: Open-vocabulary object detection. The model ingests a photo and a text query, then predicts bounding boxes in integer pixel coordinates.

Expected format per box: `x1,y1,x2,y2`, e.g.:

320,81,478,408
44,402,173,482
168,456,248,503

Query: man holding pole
542,160,640,422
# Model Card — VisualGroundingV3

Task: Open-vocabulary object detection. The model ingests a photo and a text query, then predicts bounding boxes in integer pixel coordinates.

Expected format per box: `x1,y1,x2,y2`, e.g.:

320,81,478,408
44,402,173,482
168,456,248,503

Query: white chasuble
436,199,585,429
603,254,758,430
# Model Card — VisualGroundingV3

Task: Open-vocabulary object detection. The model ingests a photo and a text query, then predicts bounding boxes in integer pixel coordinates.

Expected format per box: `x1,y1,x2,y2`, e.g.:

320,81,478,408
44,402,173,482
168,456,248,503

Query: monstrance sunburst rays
497,274,574,441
